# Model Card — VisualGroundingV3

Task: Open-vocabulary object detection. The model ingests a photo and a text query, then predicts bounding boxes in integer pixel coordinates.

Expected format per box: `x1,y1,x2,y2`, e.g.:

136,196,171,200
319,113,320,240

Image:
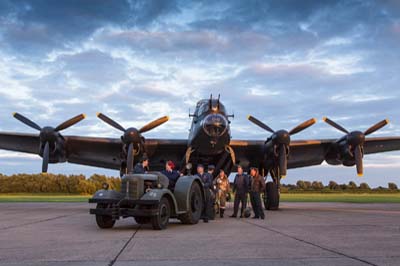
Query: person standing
161,160,180,191
230,165,249,218
207,164,216,179
249,167,265,219
196,164,213,223
214,169,230,218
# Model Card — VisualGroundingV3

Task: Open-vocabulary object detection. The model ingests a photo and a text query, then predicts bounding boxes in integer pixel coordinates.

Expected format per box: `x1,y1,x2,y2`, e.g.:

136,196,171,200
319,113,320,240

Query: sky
0,0,399,187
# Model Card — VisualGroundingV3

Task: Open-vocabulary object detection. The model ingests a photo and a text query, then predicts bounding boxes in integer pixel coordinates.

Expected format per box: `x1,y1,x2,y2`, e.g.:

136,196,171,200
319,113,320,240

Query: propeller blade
13,113,42,131
55,114,86,131
139,116,169,133
42,142,50,173
126,143,134,174
278,144,287,178
247,115,275,133
97,113,126,132
354,145,363,177
289,118,317,135
322,117,349,134
364,119,389,136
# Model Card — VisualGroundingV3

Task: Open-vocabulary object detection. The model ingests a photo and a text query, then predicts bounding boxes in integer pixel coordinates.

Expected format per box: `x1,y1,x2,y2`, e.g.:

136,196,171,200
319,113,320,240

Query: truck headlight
102,182,109,190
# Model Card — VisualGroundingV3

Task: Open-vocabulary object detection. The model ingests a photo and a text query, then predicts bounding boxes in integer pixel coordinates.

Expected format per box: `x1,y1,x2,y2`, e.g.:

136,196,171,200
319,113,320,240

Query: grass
1,193,400,203
280,193,400,203
0,193,91,202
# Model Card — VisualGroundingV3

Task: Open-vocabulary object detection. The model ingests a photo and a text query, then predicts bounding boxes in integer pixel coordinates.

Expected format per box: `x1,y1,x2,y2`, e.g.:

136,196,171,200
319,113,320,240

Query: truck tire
265,182,280,210
95,204,115,229
134,217,151,224
178,182,203,224
151,197,171,230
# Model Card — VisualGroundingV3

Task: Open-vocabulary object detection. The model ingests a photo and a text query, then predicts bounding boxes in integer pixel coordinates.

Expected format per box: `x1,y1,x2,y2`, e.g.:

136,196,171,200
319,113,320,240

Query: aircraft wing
67,137,188,171
230,139,331,169
363,137,400,154
0,132,39,154
0,132,188,171
231,137,400,170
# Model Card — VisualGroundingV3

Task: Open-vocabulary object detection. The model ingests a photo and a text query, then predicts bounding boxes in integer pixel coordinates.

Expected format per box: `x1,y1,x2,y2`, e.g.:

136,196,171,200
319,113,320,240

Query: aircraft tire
265,182,280,210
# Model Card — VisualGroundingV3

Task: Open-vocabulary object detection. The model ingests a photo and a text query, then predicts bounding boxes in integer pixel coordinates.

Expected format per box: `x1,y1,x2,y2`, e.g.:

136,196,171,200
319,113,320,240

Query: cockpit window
195,99,227,116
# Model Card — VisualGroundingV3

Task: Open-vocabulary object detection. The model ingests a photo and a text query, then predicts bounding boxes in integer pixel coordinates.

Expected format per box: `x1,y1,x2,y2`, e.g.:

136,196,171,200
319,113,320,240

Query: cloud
0,0,400,185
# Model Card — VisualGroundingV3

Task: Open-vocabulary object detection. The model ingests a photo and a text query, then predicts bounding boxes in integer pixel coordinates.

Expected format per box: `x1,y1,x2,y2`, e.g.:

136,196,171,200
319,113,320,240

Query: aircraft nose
202,114,228,137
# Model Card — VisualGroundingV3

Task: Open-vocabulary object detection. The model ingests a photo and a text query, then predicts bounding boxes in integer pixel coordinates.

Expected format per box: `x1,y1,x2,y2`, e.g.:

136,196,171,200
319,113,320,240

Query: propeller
247,116,317,178
322,117,389,176
12,112,86,173
96,113,169,173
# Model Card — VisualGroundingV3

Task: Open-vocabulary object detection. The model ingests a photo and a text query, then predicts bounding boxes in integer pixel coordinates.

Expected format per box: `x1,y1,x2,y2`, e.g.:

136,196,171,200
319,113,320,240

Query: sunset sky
0,0,399,186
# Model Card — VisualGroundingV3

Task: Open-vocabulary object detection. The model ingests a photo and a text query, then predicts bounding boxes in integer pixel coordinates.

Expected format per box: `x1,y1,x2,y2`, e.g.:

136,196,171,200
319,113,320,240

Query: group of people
231,165,265,219
132,156,266,222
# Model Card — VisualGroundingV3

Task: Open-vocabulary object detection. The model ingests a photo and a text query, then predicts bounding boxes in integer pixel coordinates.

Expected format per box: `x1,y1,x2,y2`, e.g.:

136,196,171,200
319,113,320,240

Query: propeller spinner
247,116,317,178
12,112,86,173
323,117,389,176
96,113,169,173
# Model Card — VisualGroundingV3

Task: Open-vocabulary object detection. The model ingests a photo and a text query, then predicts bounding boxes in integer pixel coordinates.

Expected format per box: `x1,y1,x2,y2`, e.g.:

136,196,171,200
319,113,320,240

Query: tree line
0,173,398,194
0,174,120,194
281,180,399,193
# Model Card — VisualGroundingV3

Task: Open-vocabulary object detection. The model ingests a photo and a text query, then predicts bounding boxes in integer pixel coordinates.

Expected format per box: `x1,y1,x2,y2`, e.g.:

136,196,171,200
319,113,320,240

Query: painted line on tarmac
0,214,75,230
108,225,141,266
241,219,378,266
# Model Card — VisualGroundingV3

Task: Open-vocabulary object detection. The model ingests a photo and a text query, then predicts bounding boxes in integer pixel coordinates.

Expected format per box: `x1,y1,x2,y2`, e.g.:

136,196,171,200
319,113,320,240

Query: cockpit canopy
195,99,227,116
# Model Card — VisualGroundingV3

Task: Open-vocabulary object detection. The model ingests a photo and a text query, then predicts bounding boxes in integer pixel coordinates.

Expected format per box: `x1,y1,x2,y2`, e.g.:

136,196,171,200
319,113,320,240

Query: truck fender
91,189,123,200
174,175,205,213
140,189,179,216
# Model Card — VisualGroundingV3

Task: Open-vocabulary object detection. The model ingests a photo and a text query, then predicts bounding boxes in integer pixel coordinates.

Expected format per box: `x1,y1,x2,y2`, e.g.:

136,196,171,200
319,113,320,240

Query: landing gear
264,182,280,210
264,167,281,210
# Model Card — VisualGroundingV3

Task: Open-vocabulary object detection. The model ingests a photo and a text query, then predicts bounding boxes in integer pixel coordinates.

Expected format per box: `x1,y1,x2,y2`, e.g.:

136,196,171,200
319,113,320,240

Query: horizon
1,0,400,187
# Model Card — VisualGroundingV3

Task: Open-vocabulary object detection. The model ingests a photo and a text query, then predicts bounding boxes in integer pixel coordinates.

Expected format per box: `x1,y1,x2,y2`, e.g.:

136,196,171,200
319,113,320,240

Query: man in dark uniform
133,155,149,174
196,164,213,223
230,165,249,218
207,164,215,179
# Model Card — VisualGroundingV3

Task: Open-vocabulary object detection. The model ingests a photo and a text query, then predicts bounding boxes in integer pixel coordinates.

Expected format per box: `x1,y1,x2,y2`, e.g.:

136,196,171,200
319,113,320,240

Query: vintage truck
89,172,205,230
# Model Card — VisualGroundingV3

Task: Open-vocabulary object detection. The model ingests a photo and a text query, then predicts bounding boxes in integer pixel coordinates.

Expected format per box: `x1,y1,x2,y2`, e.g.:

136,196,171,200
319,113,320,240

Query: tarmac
0,202,399,266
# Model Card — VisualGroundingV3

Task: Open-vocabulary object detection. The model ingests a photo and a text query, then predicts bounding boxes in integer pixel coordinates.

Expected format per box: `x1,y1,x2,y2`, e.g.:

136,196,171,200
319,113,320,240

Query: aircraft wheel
95,204,115,229
151,197,171,230
265,182,280,210
178,182,203,224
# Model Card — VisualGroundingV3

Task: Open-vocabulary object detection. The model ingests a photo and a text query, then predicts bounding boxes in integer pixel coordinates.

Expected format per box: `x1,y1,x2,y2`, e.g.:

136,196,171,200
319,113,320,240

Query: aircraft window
198,103,209,115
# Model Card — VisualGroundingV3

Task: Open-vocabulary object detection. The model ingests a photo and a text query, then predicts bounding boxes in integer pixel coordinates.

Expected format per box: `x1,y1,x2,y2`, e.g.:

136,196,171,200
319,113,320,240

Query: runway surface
0,202,399,266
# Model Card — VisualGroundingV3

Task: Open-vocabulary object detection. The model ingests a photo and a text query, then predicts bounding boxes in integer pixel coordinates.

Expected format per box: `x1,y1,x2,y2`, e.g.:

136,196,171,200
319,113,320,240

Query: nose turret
202,113,228,137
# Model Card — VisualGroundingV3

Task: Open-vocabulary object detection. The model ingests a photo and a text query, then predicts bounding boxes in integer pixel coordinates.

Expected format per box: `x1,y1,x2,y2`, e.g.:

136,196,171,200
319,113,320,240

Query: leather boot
220,208,224,218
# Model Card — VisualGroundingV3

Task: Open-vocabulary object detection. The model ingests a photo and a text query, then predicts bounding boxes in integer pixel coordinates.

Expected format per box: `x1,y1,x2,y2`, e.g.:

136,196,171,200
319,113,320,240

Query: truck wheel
134,217,151,224
178,182,203,224
151,197,171,230
265,182,280,210
95,204,115,229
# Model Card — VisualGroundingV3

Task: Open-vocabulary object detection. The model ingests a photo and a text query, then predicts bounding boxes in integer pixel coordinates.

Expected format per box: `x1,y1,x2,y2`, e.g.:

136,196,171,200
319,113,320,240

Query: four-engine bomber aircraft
1,95,400,209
